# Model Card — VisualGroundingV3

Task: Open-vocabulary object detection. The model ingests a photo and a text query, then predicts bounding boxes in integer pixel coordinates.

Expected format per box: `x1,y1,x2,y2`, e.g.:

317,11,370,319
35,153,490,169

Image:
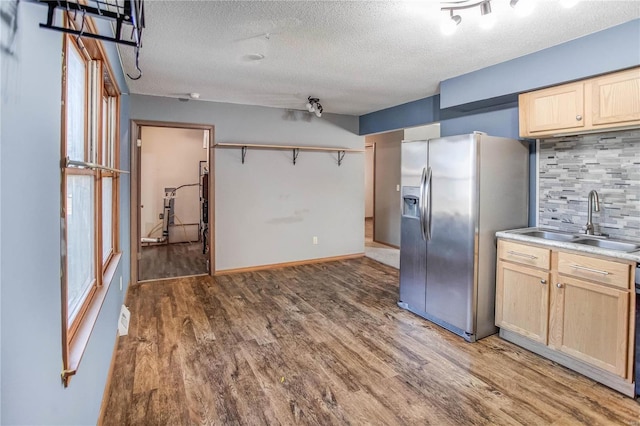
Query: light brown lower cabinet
496,261,550,344
495,239,635,396
548,276,629,377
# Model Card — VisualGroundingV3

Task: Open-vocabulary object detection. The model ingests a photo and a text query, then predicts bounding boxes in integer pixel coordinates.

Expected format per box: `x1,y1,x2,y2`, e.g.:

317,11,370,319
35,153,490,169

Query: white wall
364,146,374,218
141,126,207,242
130,95,364,271
404,123,440,141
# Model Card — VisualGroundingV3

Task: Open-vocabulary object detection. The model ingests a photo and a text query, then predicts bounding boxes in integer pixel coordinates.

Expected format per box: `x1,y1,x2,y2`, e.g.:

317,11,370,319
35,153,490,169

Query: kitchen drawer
557,252,630,289
498,240,550,270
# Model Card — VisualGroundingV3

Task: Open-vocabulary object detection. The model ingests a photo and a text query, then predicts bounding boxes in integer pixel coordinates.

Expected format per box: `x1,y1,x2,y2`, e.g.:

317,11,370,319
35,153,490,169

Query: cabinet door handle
540,279,547,284
556,283,564,288
576,114,583,121
570,264,610,275
507,250,538,260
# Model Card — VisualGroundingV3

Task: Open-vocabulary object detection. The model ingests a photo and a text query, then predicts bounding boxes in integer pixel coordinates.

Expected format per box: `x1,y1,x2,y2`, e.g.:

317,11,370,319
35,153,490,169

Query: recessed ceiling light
246,53,265,61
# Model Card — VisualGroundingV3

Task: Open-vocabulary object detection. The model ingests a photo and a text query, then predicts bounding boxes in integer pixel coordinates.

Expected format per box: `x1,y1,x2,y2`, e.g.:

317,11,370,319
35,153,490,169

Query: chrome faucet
585,190,600,235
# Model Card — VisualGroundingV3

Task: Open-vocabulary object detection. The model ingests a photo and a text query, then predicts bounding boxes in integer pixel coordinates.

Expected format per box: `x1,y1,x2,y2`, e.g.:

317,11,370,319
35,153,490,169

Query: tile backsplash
538,130,640,241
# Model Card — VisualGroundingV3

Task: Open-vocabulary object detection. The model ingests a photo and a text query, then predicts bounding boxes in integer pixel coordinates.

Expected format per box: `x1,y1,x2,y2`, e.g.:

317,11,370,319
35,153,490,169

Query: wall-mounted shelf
215,143,364,166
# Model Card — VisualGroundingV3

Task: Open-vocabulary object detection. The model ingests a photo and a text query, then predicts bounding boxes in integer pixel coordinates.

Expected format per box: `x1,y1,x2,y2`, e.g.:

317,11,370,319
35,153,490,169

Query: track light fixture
478,1,495,29
306,97,323,118
440,0,553,35
441,10,462,36
479,0,492,15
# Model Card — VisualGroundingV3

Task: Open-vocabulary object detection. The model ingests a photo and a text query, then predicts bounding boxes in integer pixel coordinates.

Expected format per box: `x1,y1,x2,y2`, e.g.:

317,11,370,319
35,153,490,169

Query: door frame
130,119,215,284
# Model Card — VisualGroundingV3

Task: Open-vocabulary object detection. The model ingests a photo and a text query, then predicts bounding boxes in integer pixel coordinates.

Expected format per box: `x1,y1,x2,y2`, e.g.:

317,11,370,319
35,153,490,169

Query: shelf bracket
337,150,346,166
241,146,247,164
292,148,300,165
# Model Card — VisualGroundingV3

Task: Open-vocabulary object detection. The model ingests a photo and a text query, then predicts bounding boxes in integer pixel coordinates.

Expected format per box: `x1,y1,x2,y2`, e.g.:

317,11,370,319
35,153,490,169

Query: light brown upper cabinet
519,67,640,138
590,68,640,127
519,82,585,136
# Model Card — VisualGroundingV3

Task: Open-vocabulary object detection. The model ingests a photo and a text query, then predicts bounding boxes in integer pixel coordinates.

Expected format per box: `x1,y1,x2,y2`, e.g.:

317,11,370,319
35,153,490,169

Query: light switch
396,184,400,192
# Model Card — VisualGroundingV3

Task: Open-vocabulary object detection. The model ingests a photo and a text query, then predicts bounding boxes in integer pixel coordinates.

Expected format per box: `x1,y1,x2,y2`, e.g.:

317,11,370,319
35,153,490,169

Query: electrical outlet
396,184,400,192
118,305,130,336
119,276,123,291
313,236,318,245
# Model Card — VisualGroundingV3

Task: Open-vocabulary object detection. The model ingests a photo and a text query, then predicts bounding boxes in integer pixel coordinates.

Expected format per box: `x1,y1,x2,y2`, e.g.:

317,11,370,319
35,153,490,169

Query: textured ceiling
120,1,640,116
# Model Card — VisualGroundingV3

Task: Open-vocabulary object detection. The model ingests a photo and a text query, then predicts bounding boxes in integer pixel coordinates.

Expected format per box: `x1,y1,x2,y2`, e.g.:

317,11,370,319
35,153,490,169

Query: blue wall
440,19,640,108
439,105,519,139
0,3,130,424
359,95,440,135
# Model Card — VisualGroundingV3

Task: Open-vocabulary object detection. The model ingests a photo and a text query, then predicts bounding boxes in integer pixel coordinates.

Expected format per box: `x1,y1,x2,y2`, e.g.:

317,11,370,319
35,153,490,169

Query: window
61,31,121,386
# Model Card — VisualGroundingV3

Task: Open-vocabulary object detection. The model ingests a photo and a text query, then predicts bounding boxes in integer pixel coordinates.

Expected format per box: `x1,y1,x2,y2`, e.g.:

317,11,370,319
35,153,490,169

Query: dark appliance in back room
398,133,529,342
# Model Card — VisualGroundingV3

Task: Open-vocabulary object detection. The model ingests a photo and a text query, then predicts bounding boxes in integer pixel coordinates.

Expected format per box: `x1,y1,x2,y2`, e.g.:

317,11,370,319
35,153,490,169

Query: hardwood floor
101,258,640,425
139,242,208,281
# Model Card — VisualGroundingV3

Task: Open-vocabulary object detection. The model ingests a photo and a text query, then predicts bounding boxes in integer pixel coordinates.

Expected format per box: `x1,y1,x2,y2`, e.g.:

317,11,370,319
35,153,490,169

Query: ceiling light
246,53,265,61
306,97,323,117
479,1,496,30
480,1,492,16
510,0,534,17
189,92,200,99
441,10,462,36
441,0,553,34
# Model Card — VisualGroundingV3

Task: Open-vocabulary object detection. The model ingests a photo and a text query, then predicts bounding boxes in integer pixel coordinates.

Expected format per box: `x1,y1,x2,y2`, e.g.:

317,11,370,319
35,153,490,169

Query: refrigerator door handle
419,167,427,241
424,167,432,241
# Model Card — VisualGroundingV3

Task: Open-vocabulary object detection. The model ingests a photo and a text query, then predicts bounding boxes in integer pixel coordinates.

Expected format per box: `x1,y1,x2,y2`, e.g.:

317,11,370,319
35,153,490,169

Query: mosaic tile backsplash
538,130,640,241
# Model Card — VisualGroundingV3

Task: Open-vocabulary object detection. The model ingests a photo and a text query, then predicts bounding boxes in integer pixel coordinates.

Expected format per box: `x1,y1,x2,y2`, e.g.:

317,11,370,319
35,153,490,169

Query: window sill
63,252,122,387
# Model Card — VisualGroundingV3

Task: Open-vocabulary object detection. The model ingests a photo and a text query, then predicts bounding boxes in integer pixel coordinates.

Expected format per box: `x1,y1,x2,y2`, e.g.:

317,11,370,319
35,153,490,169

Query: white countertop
496,227,640,263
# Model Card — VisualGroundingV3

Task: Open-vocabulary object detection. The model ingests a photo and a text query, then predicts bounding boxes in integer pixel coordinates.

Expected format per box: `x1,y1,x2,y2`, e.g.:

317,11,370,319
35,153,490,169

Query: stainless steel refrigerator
399,133,529,342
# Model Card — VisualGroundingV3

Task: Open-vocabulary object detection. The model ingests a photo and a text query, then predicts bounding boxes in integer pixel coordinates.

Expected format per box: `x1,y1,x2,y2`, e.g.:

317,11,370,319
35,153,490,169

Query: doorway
364,143,374,245
130,120,215,283
363,131,402,269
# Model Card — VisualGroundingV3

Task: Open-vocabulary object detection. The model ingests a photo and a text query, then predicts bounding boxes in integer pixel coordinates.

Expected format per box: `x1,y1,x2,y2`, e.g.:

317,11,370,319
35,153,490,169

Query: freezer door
425,134,478,335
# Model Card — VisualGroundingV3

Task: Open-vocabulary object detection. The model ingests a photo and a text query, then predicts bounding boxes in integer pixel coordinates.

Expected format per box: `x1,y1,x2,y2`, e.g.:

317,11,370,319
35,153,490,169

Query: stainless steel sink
573,238,640,252
520,230,580,242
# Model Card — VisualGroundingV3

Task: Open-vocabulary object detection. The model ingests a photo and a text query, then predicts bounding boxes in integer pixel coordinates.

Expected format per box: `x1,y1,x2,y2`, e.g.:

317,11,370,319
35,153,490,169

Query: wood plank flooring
101,258,640,425
139,242,208,281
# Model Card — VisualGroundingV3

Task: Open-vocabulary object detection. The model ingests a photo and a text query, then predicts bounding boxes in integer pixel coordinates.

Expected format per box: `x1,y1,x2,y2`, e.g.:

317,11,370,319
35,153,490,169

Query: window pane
66,45,86,162
88,61,100,164
67,175,95,323
102,177,113,263
102,97,107,166
108,97,116,168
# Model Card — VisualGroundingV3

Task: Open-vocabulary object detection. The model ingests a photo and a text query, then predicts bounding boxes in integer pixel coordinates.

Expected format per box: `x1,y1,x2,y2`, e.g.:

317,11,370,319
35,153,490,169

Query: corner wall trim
214,253,365,275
